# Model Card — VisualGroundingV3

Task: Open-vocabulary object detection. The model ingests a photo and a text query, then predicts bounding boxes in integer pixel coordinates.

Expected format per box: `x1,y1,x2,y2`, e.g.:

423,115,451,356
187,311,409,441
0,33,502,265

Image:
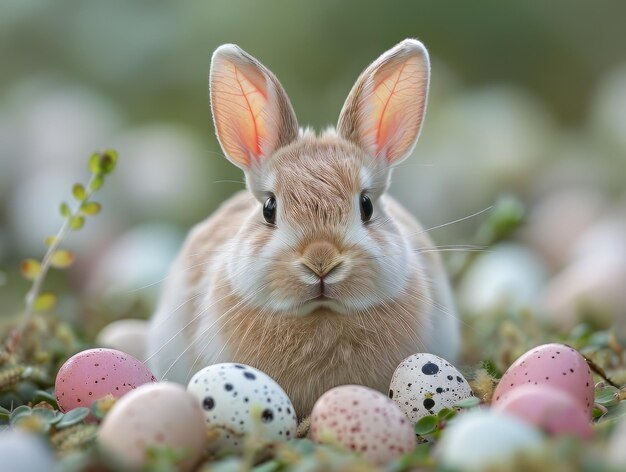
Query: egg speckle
389,353,474,422
492,343,594,417
187,363,297,453
310,385,416,466
98,382,205,471
55,348,156,412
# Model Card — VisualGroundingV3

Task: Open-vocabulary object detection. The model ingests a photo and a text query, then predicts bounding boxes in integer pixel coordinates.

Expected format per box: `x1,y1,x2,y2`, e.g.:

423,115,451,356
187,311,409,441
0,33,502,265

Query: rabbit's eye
360,194,373,222
263,196,277,224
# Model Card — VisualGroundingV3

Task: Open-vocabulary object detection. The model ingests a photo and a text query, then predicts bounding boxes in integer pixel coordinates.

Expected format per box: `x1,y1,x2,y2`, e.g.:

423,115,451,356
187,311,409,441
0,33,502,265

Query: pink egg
492,343,594,417
493,384,593,439
55,348,157,412
310,385,416,466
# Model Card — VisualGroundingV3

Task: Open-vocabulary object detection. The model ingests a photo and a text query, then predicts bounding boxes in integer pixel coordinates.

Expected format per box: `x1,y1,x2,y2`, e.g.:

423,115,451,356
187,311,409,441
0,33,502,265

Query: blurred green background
1,0,625,338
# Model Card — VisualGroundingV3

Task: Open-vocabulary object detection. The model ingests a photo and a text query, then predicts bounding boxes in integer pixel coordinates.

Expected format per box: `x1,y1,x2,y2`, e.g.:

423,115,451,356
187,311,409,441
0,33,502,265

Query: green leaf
595,386,620,407
31,408,57,424
44,236,58,247
33,390,58,409
69,216,85,230
437,407,456,421
100,150,118,173
56,407,90,428
479,359,503,379
72,183,87,201
251,460,282,472
20,259,42,280
90,150,118,175
454,396,480,409
50,249,75,268
89,174,104,191
33,293,57,312
10,405,32,425
89,153,101,174
60,202,71,218
80,201,101,215
414,414,438,435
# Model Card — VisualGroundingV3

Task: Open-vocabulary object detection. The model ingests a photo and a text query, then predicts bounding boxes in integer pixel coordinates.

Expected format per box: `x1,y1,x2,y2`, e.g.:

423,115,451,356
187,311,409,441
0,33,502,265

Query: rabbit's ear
337,39,430,165
210,44,299,169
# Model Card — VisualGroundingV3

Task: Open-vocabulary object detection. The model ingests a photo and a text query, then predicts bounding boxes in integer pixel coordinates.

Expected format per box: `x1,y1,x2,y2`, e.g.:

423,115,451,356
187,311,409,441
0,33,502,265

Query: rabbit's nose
300,241,343,278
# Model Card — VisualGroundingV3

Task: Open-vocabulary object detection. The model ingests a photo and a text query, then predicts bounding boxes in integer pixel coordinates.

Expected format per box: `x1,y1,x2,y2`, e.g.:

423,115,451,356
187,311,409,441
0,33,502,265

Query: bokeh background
1,0,625,345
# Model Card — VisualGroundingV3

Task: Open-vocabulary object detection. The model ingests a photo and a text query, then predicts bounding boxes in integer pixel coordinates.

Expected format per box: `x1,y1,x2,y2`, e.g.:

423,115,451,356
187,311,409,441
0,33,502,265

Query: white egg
458,243,547,315
0,430,56,472
437,410,544,471
98,382,206,471
608,412,626,467
389,353,473,422
187,363,297,454
96,319,149,361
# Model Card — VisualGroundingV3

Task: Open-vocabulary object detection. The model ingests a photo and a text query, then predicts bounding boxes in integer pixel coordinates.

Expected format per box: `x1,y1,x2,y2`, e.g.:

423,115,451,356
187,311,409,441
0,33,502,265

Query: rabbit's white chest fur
147,191,459,417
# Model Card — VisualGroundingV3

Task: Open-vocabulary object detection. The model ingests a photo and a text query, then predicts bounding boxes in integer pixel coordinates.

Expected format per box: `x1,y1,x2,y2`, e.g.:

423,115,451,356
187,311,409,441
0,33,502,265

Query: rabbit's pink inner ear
211,56,269,167
368,55,428,163
339,39,430,165
210,45,298,169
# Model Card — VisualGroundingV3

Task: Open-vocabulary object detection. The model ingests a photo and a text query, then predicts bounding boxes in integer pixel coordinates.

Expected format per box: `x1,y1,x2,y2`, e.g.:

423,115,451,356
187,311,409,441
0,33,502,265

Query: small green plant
19,150,118,330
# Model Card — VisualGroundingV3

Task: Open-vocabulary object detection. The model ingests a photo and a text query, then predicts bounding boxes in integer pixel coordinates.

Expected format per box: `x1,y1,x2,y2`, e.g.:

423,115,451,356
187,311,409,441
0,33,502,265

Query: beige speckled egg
98,382,205,471
310,385,416,466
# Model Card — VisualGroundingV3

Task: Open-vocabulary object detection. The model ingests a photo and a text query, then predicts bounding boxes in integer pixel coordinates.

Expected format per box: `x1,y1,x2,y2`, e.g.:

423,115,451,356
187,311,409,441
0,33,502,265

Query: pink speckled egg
55,348,157,412
310,385,416,466
493,384,593,439
98,382,206,471
492,343,594,417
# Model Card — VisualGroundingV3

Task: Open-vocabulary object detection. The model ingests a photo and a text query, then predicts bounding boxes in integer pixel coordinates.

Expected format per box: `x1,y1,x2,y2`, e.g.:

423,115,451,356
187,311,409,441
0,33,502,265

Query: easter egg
310,385,416,466
608,411,626,466
187,363,297,453
99,382,205,471
0,430,56,472
493,384,592,439
96,319,149,361
492,343,594,417
55,348,156,412
437,410,544,471
389,353,474,422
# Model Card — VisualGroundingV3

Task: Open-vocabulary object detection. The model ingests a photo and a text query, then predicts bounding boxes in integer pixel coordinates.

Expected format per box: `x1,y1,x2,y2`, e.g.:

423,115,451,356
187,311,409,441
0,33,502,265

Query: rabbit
146,38,460,418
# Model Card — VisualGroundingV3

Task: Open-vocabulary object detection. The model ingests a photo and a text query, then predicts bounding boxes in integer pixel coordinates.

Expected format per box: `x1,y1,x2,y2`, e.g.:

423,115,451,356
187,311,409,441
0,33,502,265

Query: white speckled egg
437,410,544,471
98,382,206,471
187,363,297,453
389,353,474,422
310,385,416,466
